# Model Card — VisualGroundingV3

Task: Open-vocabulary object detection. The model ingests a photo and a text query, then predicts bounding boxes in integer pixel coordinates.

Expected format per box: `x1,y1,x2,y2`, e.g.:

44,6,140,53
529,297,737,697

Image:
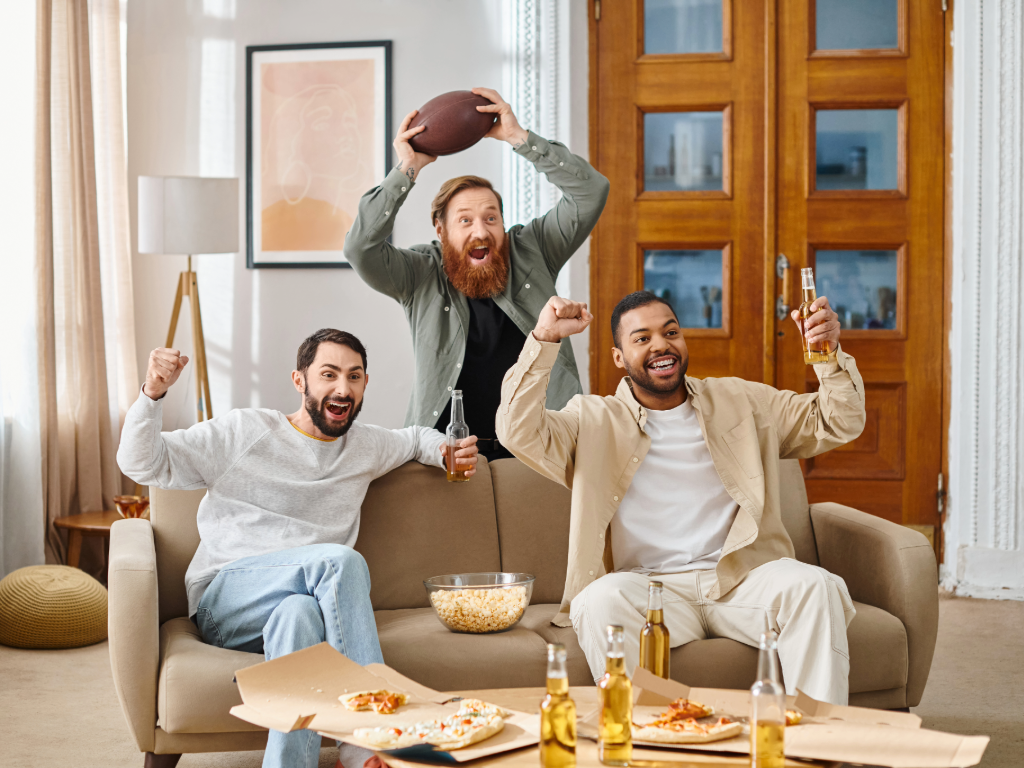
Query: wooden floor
0,595,1020,768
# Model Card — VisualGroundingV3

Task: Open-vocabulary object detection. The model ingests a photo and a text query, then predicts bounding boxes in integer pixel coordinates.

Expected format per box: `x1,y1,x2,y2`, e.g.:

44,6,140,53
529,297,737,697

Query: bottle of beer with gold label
446,390,470,482
750,631,786,768
798,267,834,365
639,581,670,679
540,643,576,768
598,625,632,766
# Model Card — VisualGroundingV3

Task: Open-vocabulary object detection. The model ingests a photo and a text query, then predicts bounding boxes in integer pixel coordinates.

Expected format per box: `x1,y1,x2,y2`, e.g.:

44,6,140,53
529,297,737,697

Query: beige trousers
569,558,856,705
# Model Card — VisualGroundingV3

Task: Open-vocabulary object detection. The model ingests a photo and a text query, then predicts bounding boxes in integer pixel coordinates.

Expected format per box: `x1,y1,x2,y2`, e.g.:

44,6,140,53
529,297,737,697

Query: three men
117,329,478,768
344,88,609,460
496,292,866,705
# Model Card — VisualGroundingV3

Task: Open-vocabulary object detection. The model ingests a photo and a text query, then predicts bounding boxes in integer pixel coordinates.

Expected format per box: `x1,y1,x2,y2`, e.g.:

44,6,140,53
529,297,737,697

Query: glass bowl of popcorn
424,573,535,634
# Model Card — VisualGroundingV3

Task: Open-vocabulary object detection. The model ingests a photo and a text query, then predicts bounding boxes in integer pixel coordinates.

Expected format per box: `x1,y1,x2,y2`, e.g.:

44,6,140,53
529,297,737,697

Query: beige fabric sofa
108,457,938,767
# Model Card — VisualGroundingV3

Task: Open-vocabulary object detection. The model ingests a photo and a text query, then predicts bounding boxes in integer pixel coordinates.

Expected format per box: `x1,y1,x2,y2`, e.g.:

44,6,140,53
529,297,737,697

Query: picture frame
246,41,392,268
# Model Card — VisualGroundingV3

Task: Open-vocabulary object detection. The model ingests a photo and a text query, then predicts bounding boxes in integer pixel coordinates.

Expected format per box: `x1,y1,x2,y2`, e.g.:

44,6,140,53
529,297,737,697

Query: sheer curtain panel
35,0,137,572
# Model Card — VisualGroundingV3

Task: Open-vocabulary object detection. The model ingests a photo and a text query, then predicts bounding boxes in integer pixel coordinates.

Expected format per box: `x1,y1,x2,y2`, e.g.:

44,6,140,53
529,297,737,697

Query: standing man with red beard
344,88,609,460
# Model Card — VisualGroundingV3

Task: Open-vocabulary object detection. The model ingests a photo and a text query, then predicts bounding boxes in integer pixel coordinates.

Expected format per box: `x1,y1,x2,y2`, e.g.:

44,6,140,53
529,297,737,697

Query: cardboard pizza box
229,642,539,763
577,668,988,768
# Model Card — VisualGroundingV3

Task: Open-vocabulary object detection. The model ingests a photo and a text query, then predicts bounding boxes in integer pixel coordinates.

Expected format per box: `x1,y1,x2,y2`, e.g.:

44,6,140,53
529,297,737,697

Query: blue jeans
196,543,384,768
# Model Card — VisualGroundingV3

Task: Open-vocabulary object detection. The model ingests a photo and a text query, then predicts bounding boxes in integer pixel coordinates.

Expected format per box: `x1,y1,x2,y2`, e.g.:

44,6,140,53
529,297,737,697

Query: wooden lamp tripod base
166,255,213,422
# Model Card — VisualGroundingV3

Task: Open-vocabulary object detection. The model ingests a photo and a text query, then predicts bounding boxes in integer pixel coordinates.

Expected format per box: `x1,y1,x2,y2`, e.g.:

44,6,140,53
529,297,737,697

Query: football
408,91,497,156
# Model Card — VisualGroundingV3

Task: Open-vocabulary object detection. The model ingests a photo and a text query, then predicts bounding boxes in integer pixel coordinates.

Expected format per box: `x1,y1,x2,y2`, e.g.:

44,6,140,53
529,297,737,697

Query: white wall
127,0,533,430
946,0,1024,599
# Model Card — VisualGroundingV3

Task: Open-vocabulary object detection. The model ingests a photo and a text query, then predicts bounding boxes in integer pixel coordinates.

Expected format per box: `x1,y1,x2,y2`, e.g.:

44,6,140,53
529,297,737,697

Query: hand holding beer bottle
789,268,841,365
440,390,479,482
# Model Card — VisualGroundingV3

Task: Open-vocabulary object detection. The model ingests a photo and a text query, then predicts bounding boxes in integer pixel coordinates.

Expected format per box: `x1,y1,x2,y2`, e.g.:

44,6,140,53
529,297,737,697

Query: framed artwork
246,41,391,268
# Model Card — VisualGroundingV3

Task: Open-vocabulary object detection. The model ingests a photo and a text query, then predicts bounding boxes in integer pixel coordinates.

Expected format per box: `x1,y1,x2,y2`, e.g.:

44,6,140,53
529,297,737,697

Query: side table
53,510,122,571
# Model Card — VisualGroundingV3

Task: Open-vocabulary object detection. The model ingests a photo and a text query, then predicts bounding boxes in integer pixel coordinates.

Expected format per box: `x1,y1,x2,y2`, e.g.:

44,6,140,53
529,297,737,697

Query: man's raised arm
495,297,591,488
343,110,438,302
472,87,609,278
756,296,866,459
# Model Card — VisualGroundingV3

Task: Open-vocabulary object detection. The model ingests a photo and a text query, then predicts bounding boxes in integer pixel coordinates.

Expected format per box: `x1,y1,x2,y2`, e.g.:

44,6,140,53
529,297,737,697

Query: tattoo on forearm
405,166,416,181
512,140,526,151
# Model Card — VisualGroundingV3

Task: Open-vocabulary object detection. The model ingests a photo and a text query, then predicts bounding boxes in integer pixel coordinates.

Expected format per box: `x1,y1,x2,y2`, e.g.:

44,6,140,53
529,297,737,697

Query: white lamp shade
138,176,239,255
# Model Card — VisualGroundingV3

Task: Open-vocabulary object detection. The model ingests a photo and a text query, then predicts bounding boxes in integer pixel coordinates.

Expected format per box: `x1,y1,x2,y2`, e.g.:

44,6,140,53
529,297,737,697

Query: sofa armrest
809,502,938,708
108,518,160,752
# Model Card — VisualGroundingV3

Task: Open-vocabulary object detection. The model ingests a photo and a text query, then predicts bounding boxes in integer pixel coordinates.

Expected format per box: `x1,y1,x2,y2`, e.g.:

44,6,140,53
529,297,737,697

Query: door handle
775,254,790,320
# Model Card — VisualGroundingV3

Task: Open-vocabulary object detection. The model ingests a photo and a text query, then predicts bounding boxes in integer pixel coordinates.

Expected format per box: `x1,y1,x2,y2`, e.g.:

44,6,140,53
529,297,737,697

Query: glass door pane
645,0,724,55
644,249,725,328
815,0,899,51
644,111,724,192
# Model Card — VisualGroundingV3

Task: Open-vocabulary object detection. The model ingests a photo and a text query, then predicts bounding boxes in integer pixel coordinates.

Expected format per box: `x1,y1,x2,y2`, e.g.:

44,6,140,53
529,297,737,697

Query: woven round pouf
0,565,108,649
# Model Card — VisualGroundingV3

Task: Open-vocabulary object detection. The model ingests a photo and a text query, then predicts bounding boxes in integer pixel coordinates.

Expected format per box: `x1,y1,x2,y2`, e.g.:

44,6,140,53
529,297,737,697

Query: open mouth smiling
469,247,490,263
324,400,352,421
646,355,679,377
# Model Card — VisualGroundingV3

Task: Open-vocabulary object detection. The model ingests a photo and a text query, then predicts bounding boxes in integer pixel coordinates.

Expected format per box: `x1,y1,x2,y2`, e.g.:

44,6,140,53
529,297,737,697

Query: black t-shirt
434,298,527,439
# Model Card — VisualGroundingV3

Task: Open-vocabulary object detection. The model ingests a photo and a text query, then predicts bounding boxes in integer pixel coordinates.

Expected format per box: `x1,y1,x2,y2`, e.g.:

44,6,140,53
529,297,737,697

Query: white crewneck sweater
117,390,446,616
611,397,739,574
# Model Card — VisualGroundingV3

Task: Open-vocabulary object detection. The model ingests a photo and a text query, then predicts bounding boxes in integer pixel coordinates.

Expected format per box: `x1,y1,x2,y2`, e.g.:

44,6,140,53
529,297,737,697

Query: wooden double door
590,0,945,535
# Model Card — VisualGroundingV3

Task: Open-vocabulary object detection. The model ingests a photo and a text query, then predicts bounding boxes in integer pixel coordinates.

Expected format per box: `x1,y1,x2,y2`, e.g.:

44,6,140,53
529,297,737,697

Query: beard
622,349,689,398
304,386,363,438
440,230,510,299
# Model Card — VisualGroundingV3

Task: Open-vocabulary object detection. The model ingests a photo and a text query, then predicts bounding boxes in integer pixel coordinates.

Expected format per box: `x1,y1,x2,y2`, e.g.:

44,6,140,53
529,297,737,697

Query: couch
108,457,939,767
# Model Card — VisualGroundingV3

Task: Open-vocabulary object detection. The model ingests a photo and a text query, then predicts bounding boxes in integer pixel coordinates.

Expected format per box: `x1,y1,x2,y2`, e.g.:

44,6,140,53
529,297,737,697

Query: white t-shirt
610,397,739,574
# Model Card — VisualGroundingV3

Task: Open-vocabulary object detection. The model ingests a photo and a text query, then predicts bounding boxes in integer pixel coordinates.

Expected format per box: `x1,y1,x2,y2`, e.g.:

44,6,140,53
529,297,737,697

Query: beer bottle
798,267,834,365
750,631,786,768
540,643,576,768
598,625,632,766
639,581,670,679
446,390,470,482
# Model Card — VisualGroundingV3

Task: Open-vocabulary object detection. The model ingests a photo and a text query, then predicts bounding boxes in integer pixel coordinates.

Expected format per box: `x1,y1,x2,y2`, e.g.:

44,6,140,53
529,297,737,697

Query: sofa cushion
358,459,502,611
490,459,572,605
513,604,593,685
157,618,264,734
375,604,550,690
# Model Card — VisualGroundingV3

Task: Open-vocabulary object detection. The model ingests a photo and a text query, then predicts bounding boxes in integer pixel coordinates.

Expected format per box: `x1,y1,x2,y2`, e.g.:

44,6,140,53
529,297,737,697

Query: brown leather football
408,91,497,156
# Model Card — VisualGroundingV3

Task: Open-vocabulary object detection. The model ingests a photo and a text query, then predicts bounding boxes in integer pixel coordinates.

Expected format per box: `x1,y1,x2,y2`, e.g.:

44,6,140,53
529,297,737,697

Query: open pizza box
580,667,988,768
229,643,539,763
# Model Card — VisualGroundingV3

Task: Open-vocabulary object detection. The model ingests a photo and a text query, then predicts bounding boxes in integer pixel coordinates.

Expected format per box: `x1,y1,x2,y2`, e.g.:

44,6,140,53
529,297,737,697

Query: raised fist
143,348,189,400
532,296,593,343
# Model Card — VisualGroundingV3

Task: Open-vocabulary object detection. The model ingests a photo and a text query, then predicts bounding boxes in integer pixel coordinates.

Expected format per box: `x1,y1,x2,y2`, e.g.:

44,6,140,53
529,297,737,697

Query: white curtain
0,0,45,578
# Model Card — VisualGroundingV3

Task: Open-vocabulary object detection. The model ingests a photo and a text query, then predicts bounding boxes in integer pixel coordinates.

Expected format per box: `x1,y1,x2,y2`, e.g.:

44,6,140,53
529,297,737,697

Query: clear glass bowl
423,573,535,634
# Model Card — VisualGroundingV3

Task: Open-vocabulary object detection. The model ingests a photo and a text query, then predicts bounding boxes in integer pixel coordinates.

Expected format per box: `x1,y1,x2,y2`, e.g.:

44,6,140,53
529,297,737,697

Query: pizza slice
785,709,803,726
455,699,514,719
352,710,506,751
339,689,409,715
632,716,742,744
660,698,714,721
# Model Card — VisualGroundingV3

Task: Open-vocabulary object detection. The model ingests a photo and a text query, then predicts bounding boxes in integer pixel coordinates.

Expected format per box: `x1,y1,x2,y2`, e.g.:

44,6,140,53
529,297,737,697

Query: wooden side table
53,510,122,570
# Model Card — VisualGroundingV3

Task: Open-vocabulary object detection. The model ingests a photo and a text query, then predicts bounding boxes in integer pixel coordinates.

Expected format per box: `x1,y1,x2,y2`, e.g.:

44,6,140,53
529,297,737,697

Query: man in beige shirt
496,291,866,705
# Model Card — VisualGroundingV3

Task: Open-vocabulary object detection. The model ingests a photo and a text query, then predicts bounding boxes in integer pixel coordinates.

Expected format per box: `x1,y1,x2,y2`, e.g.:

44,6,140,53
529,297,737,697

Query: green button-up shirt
344,131,610,428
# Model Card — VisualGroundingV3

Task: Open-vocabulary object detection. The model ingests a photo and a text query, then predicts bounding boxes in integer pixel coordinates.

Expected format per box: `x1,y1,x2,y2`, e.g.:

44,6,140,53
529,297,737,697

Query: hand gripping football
408,91,497,156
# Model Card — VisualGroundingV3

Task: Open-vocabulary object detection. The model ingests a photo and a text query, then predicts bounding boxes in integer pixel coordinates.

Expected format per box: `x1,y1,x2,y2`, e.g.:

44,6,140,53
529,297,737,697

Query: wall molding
947,0,1024,598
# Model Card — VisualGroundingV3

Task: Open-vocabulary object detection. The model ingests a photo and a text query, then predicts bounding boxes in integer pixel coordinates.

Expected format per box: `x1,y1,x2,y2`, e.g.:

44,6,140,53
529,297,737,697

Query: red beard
441,230,510,299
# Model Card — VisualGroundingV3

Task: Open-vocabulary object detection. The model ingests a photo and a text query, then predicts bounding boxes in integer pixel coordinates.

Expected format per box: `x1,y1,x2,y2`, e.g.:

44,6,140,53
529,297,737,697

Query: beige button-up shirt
496,334,866,627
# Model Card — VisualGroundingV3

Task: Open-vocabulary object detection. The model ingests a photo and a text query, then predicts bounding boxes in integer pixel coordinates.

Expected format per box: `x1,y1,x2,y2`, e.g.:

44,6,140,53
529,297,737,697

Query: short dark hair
611,291,679,348
431,175,503,226
296,328,368,376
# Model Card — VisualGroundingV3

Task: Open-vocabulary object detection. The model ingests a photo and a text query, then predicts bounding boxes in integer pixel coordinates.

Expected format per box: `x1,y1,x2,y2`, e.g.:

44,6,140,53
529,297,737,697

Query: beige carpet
0,595,1020,768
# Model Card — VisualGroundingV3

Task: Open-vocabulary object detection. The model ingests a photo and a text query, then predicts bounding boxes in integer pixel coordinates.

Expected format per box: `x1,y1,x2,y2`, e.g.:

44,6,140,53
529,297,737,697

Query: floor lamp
138,176,238,422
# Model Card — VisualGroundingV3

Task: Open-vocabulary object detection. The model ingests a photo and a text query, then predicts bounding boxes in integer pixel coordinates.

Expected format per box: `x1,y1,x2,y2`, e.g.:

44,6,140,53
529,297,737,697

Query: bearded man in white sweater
117,328,479,768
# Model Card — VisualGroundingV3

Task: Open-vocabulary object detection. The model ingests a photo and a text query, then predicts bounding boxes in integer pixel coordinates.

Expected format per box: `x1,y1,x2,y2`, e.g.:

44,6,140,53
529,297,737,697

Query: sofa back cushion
778,459,818,565
150,486,206,624
356,458,502,610
490,458,573,605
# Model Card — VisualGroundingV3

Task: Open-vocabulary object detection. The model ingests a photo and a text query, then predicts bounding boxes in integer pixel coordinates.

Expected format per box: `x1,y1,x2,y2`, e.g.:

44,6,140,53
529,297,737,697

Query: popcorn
429,585,529,633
